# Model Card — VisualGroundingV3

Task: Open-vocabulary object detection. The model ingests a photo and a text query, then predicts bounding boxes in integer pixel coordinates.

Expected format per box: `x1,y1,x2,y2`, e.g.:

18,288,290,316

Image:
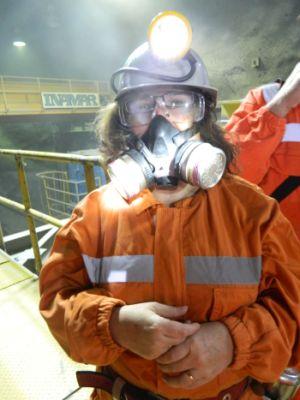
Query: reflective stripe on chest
83,253,261,285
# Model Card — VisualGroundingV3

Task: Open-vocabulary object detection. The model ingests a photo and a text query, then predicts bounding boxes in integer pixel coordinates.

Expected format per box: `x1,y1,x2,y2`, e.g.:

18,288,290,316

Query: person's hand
156,321,233,389
109,302,200,360
267,62,300,117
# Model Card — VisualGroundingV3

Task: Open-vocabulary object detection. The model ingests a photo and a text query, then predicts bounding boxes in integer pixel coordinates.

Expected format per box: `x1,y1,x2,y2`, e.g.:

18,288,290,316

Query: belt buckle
112,377,127,400
222,394,232,400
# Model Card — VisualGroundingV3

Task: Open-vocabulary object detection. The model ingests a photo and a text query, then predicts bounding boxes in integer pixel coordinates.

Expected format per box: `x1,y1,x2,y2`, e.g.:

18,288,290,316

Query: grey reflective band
83,254,261,284
83,254,153,283
282,124,300,142
185,256,261,284
261,82,280,103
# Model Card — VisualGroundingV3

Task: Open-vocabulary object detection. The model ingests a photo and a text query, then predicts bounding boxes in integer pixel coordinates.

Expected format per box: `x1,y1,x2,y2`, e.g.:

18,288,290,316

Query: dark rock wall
187,0,300,99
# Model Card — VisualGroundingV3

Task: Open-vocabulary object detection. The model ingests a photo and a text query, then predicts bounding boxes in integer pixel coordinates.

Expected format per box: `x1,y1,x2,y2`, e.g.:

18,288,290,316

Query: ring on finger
186,371,194,381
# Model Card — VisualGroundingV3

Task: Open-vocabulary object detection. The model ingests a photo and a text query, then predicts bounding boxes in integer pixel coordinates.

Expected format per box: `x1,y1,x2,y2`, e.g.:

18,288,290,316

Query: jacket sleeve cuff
222,315,252,370
259,106,286,132
97,298,126,354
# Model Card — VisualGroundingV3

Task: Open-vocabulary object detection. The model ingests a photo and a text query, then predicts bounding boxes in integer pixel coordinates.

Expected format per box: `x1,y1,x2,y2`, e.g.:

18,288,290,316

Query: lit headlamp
110,11,201,96
148,11,193,61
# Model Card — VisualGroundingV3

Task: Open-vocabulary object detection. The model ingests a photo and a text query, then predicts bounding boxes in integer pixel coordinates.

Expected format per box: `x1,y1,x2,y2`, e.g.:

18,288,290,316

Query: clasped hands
110,302,234,389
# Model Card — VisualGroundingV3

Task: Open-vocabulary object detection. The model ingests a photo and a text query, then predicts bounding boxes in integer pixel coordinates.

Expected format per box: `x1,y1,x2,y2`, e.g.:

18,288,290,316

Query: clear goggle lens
119,91,205,127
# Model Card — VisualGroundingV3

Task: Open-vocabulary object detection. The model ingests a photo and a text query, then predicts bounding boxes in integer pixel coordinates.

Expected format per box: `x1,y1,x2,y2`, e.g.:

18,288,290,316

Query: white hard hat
111,42,217,104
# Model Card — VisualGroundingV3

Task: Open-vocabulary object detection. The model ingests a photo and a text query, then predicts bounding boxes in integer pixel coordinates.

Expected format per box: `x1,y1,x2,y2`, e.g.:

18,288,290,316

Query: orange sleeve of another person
225,88,286,184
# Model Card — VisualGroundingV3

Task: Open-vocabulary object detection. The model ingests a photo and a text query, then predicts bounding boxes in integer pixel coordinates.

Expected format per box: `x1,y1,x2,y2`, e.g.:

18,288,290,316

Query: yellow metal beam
0,148,106,168
0,75,112,116
0,149,109,274
0,196,64,227
83,162,96,192
0,222,6,251
15,155,42,272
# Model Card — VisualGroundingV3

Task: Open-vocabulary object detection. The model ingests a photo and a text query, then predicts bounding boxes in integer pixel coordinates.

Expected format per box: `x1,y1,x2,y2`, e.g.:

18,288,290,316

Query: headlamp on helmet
148,11,192,61
111,10,217,103
107,12,224,200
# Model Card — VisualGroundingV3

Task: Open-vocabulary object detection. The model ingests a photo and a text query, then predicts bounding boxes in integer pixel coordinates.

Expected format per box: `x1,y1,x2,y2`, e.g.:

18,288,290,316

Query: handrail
0,148,108,273
0,196,64,227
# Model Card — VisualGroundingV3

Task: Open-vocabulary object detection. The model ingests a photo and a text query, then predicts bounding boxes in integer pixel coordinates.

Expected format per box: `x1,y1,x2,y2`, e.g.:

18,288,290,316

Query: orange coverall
39,175,300,400
225,83,300,239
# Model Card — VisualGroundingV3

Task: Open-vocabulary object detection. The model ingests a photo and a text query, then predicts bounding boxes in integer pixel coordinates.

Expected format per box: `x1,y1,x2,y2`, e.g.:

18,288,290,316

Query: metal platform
0,249,93,400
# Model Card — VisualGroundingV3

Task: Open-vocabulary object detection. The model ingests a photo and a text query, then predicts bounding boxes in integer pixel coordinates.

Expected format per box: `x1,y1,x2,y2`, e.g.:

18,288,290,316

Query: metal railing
0,149,108,273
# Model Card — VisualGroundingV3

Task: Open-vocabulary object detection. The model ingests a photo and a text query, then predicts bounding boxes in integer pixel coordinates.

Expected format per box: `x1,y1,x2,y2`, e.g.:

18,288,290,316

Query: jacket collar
128,188,203,215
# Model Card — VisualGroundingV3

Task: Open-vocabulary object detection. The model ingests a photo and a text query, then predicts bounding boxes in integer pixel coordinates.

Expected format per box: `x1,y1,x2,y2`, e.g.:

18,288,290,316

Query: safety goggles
118,89,205,128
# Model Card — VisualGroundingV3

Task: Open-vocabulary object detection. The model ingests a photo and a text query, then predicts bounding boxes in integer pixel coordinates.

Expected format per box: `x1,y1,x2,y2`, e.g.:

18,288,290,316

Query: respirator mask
107,113,226,200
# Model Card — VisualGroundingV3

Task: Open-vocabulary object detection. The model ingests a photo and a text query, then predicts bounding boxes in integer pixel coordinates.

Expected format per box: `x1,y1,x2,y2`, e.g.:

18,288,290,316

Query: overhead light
13,41,26,48
148,11,192,61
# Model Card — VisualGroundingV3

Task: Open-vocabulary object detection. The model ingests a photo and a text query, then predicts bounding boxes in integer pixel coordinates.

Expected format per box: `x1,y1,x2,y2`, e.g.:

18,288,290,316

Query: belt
270,176,300,202
76,369,249,400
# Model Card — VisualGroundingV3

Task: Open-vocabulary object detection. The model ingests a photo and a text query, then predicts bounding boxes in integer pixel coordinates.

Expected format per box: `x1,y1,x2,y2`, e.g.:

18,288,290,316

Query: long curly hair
94,92,236,171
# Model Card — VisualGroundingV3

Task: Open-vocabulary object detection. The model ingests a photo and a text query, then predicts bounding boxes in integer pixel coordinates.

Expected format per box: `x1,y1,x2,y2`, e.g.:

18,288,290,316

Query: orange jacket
39,176,300,400
225,83,300,239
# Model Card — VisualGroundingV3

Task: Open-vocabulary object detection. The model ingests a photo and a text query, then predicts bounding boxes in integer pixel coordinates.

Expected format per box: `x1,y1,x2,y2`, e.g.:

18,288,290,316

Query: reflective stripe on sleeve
185,256,262,284
83,254,262,284
261,82,280,103
282,124,300,142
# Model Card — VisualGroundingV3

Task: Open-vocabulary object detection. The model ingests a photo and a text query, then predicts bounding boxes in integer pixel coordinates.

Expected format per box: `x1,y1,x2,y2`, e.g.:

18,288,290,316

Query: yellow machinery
0,74,240,121
0,75,112,116
219,99,241,122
